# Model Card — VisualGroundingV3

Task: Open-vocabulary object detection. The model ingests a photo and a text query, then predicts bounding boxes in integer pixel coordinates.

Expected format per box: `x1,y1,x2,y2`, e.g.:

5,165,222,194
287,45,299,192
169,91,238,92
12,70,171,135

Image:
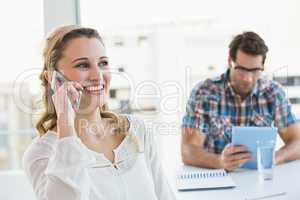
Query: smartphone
50,70,82,111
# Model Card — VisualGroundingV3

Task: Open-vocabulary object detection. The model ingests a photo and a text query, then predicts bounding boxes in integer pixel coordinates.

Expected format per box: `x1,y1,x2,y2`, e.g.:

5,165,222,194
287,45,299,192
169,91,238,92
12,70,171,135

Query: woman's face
56,37,111,113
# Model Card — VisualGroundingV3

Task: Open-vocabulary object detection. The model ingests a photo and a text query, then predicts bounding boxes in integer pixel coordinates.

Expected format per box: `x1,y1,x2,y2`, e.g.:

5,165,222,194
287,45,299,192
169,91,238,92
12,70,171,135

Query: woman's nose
90,64,103,80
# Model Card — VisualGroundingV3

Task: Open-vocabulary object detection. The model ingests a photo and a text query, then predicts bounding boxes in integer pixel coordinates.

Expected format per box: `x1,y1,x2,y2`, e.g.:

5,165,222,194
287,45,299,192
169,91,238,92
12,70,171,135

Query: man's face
229,50,264,98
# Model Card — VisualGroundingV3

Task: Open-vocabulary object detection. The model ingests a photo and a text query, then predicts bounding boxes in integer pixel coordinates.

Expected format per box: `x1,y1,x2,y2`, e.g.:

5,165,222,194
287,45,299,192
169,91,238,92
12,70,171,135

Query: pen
245,192,286,200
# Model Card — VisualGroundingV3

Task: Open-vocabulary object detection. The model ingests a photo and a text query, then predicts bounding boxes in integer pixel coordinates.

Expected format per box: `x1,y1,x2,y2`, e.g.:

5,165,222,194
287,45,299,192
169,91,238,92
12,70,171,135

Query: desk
165,160,300,200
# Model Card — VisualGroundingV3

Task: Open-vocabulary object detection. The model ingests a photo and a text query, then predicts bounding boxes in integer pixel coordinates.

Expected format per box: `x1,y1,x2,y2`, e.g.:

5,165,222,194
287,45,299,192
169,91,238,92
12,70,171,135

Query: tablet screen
231,126,277,169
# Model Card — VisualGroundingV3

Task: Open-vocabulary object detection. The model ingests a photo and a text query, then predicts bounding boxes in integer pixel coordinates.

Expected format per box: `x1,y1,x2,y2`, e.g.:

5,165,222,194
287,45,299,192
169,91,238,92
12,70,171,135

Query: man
181,31,300,171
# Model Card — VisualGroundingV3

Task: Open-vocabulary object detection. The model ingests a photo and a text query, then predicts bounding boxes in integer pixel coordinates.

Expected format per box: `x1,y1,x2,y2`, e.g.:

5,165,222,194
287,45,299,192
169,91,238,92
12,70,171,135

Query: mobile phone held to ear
50,70,82,111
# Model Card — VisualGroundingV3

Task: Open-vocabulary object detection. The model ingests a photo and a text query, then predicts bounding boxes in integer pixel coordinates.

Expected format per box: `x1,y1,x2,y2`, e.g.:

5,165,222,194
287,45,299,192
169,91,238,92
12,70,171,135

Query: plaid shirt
182,69,297,153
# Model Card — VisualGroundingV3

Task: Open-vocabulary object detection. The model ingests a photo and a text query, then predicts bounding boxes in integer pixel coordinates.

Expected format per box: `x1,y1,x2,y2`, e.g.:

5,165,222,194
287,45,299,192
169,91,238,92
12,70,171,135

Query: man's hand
219,144,252,171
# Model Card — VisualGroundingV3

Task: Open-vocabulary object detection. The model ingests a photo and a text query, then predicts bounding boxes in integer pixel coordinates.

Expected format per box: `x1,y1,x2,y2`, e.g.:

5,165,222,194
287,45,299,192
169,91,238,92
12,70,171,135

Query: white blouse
23,115,176,200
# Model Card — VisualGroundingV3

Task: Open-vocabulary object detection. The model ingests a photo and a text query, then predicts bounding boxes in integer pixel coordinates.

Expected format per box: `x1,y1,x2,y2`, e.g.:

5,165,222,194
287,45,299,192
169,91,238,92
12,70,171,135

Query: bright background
0,0,300,199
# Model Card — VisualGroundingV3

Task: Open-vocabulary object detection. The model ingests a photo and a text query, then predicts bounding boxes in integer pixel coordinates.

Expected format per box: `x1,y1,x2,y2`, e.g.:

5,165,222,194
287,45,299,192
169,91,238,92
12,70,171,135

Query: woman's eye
98,61,108,68
75,63,89,69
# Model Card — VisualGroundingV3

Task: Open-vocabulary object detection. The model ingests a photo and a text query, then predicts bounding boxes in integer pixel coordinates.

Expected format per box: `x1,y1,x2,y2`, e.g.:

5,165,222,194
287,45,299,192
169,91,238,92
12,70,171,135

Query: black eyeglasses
232,62,264,76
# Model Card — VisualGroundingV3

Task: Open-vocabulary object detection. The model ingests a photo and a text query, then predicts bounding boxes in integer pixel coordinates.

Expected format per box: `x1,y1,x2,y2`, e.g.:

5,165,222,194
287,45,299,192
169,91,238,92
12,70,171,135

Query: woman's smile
84,84,105,95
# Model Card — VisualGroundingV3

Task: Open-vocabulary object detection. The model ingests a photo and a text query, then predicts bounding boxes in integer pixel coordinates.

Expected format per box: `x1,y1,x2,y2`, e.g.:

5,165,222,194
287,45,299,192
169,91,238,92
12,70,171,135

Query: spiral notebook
176,165,236,191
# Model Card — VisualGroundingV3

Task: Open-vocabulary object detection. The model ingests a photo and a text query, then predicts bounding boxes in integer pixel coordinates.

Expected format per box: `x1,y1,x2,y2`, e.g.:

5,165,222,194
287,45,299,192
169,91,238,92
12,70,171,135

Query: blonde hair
36,25,129,139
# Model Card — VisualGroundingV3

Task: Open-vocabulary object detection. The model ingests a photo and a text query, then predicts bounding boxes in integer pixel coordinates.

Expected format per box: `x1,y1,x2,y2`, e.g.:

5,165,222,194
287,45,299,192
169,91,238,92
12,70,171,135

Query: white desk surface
166,160,300,200
2,160,299,200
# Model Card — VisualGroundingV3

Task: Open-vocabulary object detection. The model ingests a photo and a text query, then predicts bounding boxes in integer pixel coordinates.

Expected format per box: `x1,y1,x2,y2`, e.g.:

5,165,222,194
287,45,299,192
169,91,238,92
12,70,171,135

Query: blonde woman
23,25,176,200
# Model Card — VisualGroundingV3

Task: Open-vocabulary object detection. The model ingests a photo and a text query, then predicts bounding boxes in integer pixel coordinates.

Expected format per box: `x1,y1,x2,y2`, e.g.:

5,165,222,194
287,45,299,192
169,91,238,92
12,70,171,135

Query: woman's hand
51,78,83,138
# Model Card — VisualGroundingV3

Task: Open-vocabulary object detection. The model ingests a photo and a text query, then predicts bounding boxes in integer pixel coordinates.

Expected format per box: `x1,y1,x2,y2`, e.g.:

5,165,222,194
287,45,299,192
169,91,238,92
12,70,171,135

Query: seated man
181,31,300,171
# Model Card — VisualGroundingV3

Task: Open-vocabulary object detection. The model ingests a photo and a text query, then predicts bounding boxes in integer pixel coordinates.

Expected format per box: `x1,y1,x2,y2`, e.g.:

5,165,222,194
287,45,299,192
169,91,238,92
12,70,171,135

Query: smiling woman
22,25,176,200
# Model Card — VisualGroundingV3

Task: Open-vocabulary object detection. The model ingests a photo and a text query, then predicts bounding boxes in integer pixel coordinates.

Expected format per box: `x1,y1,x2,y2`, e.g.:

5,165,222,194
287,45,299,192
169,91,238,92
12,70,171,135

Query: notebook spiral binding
179,171,227,179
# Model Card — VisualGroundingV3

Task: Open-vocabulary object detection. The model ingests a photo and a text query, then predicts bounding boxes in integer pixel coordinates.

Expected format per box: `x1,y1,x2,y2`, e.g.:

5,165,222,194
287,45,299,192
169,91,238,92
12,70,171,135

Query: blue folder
231,126,277,169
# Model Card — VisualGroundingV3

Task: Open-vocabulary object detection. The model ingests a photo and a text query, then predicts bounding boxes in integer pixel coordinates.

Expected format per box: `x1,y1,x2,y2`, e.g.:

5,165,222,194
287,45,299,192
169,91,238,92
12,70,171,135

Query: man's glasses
232,62,264,77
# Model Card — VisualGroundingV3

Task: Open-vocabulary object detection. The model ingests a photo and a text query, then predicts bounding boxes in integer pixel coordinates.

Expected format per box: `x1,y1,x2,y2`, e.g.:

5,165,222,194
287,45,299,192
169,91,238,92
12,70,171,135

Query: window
0,1,44,170
273,76,300,86
290,98,300,104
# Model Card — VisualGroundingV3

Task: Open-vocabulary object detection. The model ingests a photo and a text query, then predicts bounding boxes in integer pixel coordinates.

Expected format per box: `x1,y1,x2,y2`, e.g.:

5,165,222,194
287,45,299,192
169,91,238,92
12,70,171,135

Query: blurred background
0,0,299,199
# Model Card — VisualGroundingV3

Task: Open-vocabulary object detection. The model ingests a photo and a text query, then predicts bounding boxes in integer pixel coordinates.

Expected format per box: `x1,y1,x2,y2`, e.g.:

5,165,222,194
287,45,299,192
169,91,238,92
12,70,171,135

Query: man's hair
229,31,269,64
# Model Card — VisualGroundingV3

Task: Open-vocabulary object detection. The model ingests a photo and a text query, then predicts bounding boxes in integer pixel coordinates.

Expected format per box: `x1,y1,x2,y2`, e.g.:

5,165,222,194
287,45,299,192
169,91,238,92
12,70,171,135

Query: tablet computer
231,126,277,169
